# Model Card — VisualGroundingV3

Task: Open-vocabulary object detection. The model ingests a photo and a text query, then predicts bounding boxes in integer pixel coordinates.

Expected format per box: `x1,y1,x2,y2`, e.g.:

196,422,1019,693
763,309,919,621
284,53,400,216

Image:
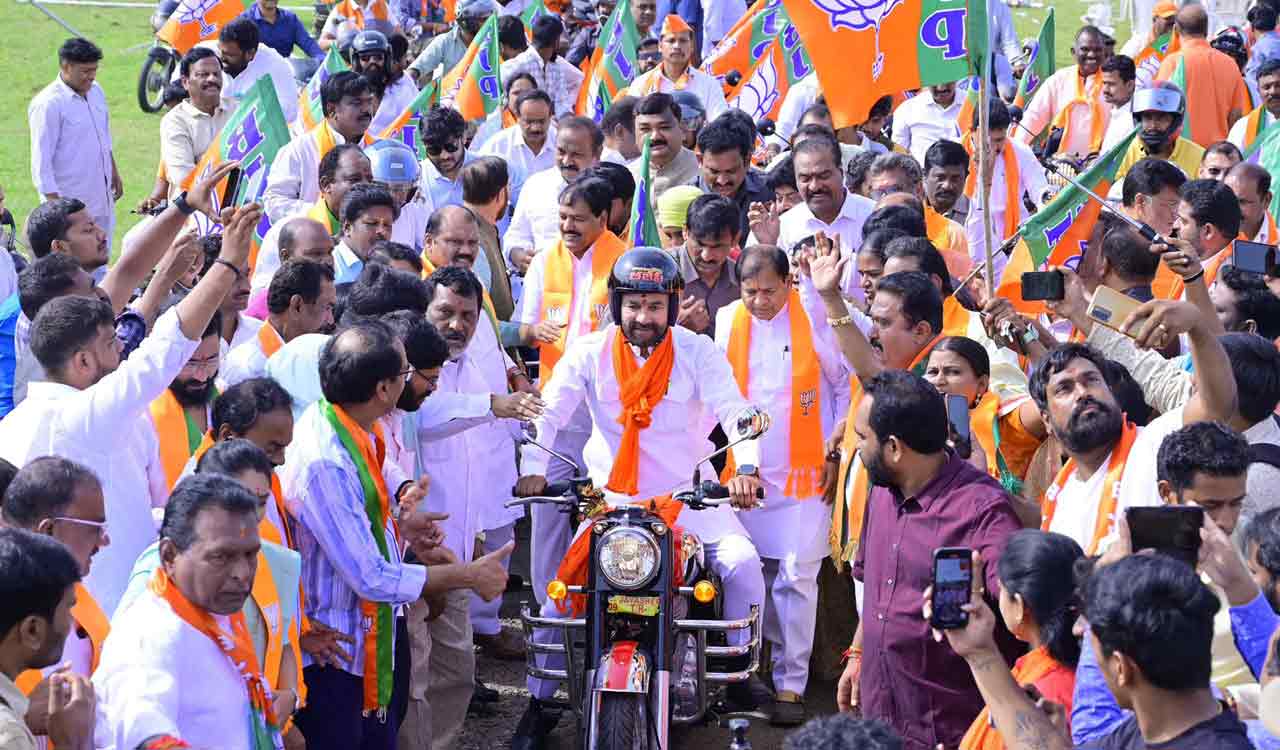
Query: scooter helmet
1131,81,1185,151
1211,26,1249,70
351,29,392,77
608,247,685,328
366,139,420,205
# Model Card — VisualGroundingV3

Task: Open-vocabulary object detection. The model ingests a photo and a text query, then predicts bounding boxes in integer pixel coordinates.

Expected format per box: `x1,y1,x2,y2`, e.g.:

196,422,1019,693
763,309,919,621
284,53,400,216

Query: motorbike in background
138,0,181,113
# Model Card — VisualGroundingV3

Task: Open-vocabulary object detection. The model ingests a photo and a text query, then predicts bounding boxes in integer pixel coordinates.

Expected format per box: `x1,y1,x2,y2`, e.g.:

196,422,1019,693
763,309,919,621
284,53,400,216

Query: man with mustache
264,71,377,222
218,17,300,124
628,93,700,210
475,90,558,223
625,15,727,120
866,153,969,280
505,116,603,277
889,82,963,167
160,48,229,197
417,104,475,212
1018,25,1112,159
696,116,774,246
1100,55,1138,152
1155,3,1251,147
1226,162,1277,243
221,259,336,388
676,193,740,337
922,140,970,226
1229,59,1280,153
146,312,225,492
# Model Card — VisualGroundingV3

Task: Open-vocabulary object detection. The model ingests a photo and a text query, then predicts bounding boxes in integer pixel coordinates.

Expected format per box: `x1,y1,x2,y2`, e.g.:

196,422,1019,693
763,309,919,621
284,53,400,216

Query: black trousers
295,616,411,750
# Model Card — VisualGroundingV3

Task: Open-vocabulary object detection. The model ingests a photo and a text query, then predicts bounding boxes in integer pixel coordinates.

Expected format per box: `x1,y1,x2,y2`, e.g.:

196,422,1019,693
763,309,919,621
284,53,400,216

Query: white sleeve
520,337,595,476
503,184,538,254
28,93,62,196
94,617,185,750
890,100,912,153
691,333,761,467
263,140,309,222
515,251,547,325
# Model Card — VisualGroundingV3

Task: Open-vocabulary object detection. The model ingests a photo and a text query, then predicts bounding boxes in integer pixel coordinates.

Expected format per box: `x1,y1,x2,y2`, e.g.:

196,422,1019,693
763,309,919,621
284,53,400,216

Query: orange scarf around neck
959,646,1064,750
151,389,206,492
1052,69,1106,154
965,134,1021,242
258,323,284,358
15,583,110,695
605,329,676,495
724,293,824,498
1041,419,1139,555
538,230,627,385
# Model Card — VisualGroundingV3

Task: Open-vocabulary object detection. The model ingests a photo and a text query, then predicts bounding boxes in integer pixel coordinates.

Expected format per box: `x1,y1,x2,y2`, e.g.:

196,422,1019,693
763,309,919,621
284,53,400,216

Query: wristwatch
173,191,196,216
735,464,759,478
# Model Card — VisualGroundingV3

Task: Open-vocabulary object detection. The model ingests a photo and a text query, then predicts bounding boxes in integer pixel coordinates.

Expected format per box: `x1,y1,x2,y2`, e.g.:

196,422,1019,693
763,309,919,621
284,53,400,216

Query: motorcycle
506,411,771,749
138,0,181,113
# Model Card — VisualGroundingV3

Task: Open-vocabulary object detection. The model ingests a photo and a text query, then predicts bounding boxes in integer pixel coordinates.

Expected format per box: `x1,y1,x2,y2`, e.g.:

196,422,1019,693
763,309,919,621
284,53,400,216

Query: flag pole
977,73,996,301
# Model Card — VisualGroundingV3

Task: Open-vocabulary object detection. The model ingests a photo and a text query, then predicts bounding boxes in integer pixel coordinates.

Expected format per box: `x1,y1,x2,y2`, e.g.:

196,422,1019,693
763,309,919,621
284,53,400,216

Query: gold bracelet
828,314,854,328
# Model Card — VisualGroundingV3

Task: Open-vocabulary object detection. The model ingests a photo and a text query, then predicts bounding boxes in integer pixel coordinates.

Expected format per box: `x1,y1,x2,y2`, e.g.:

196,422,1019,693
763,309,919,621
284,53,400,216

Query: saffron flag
297,46,351,132
721,13,815,127
628,137,663,248
956,75,979,137
440,14,503,121
997,127,1140,312
782,0,988,127
704,0,791,95
330,0,390,28
378,82,440,159
1245,120,1280,222
183,77,294,268
1013,8,1054,109
576,0,642,123
1133,30,1179,88
157,0,245,54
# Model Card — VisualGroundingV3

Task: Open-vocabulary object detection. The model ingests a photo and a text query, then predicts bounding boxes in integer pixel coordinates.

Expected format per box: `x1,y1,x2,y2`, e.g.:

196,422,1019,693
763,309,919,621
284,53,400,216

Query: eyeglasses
425,141,460,156
182,356,220,375
51,516,108,539
399,365,417,383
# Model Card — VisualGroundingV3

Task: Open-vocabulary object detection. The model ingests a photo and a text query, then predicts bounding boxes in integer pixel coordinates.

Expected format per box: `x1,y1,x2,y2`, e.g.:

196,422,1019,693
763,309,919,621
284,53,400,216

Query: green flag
1014,9,1055,108
377,81,440,159
519,0,547,34
440,14,503,121
580,0,642,123
297,45,350,131
1246,121,1280,221
967,0,990,76
1166,56,1194,144
628,136,662,248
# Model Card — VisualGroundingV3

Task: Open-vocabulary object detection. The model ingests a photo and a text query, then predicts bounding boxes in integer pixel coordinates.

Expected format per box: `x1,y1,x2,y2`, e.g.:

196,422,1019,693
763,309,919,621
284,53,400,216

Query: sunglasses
426,141,460,156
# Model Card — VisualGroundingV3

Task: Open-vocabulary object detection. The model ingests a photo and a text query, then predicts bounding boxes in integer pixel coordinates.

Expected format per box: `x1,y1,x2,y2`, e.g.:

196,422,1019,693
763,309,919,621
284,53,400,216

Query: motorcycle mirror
756,118,777,137
736,408,771,440
725,69,743,87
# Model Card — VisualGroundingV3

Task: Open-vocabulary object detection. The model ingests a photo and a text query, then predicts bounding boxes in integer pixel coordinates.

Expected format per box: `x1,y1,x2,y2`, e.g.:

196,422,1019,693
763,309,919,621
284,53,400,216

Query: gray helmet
1132,82,1185,150
366,139,420,202
608,247,685,326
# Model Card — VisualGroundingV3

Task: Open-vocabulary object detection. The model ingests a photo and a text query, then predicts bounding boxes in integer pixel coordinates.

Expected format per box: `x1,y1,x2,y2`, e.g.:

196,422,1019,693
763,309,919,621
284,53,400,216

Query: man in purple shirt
842,370,1023,750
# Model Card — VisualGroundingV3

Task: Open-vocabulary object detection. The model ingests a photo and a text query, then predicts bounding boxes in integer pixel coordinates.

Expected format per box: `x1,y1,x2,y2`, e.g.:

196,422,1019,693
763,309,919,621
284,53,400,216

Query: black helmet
352,29,391,56
608,247,685,327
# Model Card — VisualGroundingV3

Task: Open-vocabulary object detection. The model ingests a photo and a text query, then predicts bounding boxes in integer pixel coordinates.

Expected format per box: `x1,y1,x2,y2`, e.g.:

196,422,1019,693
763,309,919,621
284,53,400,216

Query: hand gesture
530,320,565,344
468,541,515,601
218,203,263,269
676,295,710,333
509,246,535,274
1199,512,1259,607
491,391,545,421
401,508,448,550
748,200,781,245
1153,237,1204,281
810,231,848,298
23,667,62,736
299,621,356,668
398,476,432,516
1120,299,1202,350
186,161,242,218
46,671,95,750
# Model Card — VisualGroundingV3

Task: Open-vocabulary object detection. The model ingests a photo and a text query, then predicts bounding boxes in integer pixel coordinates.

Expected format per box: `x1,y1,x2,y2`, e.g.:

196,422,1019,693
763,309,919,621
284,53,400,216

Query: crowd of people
6,0,1280,748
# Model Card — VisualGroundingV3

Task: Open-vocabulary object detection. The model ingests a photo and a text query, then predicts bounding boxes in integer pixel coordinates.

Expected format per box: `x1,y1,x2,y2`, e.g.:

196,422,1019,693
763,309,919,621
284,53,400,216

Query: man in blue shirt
241,0,323,62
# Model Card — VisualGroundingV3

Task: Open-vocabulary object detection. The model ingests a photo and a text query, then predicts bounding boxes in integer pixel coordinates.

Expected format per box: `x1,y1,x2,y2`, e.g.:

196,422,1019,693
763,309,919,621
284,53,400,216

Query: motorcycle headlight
598,527,660,590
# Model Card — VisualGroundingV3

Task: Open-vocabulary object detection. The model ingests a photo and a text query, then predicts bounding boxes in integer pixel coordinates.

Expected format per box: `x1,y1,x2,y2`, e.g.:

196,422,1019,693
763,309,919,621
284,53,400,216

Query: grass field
1,0,1129,258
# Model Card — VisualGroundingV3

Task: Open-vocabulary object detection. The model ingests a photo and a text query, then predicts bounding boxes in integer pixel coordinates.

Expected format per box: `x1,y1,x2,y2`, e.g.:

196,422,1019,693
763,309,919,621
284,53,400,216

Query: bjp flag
440,14,503,122
157,0,245,54
1132,30,1179,88
703,0,790,96
728,21,813,131
297,46,350,132
576,0,642,122
997,127,1139,313
378,81,440,159
1013,8,1054,109
782,0,986,127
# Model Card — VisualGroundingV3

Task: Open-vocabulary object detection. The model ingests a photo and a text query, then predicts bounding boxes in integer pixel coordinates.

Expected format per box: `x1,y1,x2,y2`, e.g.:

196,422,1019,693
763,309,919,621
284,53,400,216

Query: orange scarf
959,646,1063,750
965,134,1021,242
1239,212,1279,245
971,392,1031,495
306,198,341,236
1052,69,1107,154
16,583,110,695
537,230,628,384
1041,419,1139,555
150,389,206,492
310,121,376,165
418,254,502,341
150,568,283,748
724,294,824,498
925,203,973,278
640,64,691,94
1166,245,1231,301
1240,106,1275,153
333,0,389,28
258,323,284,359
605,329,676,495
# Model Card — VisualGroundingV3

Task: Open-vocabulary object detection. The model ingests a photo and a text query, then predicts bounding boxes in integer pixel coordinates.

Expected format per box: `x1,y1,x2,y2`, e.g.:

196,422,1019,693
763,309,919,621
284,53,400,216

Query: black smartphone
945,393,971,443
1126,506,1205,567
1231,240,1278,276
1021,270,1065,301
930,547,973,630
220,167,243,211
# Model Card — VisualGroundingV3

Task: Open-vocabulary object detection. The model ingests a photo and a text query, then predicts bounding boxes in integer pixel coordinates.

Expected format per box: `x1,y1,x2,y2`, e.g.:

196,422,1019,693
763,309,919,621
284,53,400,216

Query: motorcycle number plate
607,595,661,616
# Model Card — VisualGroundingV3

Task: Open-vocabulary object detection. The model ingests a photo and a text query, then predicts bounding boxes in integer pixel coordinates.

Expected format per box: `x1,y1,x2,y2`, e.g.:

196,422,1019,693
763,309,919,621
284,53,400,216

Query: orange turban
660,14,692,37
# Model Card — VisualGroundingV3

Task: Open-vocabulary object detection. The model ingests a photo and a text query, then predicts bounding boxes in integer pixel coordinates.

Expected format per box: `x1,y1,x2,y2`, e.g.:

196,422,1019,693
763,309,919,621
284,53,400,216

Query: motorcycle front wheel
137,46,176,113
595,692,650,750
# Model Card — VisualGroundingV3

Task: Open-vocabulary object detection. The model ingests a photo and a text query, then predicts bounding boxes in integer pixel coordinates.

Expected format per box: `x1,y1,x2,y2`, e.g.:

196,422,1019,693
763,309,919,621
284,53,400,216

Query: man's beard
862,444,895,489
622,319,667,350
1058,397,1124,455
170,377,216,407
397,382,427,412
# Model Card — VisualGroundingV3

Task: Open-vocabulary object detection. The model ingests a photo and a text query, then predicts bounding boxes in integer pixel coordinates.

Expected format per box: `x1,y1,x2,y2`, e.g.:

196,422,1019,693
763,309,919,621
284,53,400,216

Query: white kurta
0,310,199,615
1044,429,1159,553
221,313,267,363
625,66,728,121
521,326,762,543
27,77,115,241
502,166,566,257
370,73,419,137
263,127,367,222
473,125,558,211
218,321,280,389
94,587,253,750
713,300,849,560
963,139,1050,281
777,190,877,305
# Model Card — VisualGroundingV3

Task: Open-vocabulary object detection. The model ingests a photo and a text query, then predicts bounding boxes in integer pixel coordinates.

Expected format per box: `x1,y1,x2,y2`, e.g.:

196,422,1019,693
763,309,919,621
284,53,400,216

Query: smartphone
1086,285,1144,335
945,393,971,443
930,547,973,630
1126,506,1205,568
1021,270,1065,301
1231,240,1278,276
219,167,243,211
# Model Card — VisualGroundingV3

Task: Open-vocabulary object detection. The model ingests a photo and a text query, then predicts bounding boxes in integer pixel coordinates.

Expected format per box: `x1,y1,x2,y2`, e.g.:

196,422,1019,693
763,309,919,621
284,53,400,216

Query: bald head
319,320,405,408
1226,162,1273,194
425,205,482,269
1176,4,1208,37
278,217,336,266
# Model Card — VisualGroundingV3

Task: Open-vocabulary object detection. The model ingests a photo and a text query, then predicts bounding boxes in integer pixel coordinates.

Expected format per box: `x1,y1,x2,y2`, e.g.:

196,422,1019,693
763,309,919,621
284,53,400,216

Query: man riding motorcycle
510,247,771,750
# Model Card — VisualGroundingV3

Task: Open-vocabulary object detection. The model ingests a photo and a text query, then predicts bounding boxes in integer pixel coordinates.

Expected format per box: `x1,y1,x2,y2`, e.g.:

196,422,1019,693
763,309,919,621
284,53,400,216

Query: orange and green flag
440,14,503,122
297,46,350,131
782,0,987,127
157,0,245,54
703,0,790,95
1133,30,1179,87
1163,56,1195,144
520,0,548,36
576,0,642,122
1013,9,1054,109
378,81,440,158
997,126,1140,312
628,137,662,248
1245,119,1280,221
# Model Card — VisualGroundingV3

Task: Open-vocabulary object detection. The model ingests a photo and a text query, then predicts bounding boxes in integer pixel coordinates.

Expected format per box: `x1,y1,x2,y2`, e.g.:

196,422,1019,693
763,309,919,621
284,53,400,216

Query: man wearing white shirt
600,95,640,164
505,116,604,277
510,247,768,746
475,89,558,217
28,38,121,253
500,15,585,119
767,73,820,151
1225,163,1277,244
1100,55,1139,154
161,48,231,197
1227,59,1280,152
713,246,849,726
263,71,377,222
777,136,877,305
0,204,257,617
417,104,476,212
625,15,727,120
222,259,336,388
218,19,300,124
890,81,963,166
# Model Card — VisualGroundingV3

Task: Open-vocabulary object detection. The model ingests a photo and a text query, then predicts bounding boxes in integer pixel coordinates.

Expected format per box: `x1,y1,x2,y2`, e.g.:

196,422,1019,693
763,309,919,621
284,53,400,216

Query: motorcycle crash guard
595,640,651,694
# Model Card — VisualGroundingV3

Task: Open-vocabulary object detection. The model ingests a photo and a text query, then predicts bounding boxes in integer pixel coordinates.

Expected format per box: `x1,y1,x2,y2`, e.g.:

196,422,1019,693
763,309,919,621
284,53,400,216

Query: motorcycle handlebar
701,483,766,500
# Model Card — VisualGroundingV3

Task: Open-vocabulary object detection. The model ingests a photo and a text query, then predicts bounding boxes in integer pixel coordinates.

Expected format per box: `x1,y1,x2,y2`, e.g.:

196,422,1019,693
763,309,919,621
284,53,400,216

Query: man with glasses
418,104,475,213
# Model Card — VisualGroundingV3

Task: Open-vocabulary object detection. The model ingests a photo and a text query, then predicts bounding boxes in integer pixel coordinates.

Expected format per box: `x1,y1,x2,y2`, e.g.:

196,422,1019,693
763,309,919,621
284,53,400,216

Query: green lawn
1,0,1124,259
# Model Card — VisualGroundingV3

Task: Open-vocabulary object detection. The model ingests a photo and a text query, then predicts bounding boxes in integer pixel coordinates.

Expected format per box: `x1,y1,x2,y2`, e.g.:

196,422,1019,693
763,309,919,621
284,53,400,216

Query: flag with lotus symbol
628,137,662,248
1013,8,1054,109
703,0,791,95
576,0,642,123
297,46,350,132
1133,30,1179,88
377,81,440,159
782,0,988,127
720,11,814,128
157,0,244,54
440,14,503,121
